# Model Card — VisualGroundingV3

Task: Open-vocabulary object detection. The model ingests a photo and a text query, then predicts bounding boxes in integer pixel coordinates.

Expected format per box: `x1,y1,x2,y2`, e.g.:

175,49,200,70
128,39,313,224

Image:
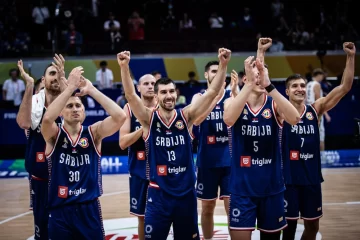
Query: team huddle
16,39,355,240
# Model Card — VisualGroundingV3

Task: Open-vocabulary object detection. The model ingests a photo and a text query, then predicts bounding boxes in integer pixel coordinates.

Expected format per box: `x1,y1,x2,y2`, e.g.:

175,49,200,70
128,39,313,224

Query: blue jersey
47,125,102,208
145,109,195,197
127,104,148,179
26,107,62,178
282,104,324,185
197,90,231,168
229,95,284,197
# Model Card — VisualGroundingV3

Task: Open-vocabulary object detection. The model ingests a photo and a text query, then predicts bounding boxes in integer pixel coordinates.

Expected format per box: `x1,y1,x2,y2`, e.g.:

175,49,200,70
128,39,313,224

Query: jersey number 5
253,141,258,152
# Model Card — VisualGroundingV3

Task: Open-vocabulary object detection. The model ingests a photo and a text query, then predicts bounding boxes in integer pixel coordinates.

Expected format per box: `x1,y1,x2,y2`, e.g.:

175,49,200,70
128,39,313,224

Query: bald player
119,74,157,240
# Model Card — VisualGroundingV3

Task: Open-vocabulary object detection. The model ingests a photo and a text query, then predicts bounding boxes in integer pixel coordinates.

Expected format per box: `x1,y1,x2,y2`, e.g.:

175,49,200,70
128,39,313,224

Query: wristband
265,83,275,93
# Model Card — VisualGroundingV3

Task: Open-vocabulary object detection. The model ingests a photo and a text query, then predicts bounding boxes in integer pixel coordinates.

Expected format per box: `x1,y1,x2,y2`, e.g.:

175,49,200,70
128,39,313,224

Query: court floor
0,168,359,240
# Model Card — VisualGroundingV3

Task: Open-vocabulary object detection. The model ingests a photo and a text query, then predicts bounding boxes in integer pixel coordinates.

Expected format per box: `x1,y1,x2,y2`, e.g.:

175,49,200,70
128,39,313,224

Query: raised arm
313,42,356,115
191,85,225,126
41,67,83,142
184,48,231,126
77,78,126,141
255,58,300,125
119,104,143,150
256,38,272,63
16,60,35,129
224,56,256,126
117,51,152,126
52,53,68,92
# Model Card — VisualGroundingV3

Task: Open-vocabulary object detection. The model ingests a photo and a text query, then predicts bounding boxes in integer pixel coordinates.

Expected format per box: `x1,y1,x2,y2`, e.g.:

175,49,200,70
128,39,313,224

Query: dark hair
151,70,161,76
70,91,87,105
34,78,42,88
285,74,306,88
312,68,324,77
154,77,176,93
188,71,196,78
43,64,53,76
100,61,107,67
204,61,219,72
9,68,19,77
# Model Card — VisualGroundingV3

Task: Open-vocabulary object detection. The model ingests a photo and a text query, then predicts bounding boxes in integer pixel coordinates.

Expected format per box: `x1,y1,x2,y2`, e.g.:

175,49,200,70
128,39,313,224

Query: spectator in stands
116,89,127,108
104,12,120,32
184,71,201,87
179,13,194,31
2,68,25,108
269,36,284,52
31,0,49,51
108,21,122,53
64,23,83,56
239,7,255,33
209,12,223,29
96,60,114,90
128,11,145,40
175,88,186,107
151,70,162,81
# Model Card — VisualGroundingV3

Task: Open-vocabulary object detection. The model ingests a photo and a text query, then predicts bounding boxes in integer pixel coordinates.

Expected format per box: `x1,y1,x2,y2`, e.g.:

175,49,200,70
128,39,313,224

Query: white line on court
1,189,359,225
0,190,129,225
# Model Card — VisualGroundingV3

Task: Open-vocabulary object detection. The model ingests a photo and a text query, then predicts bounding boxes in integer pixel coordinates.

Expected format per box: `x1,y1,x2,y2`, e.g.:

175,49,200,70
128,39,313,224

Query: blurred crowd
0,0,359,57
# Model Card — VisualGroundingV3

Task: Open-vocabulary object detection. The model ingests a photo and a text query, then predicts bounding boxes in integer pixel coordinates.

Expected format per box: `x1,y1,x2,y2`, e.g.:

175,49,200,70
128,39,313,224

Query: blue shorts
31,176,48,240
48,199,104,240
129,175,149,216
144,185,200,240
229,192,287,232
196,167,230,200
284,184,323,220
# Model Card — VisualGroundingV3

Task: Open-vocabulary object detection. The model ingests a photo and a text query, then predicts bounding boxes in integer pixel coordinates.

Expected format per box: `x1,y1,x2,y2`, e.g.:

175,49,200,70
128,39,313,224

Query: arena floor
1,168,360,240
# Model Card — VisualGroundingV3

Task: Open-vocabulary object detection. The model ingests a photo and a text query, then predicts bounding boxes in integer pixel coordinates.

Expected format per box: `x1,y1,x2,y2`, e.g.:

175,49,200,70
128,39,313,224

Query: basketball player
41,67,126,239
119,74,157,240
117,48,231,239
190,60,232,240
305,68,331,158
281,42,356,240
16,54,66,240
224,54,300,239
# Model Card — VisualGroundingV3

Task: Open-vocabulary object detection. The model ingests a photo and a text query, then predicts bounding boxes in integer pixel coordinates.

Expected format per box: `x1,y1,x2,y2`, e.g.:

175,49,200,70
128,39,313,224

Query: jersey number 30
69,171,80,182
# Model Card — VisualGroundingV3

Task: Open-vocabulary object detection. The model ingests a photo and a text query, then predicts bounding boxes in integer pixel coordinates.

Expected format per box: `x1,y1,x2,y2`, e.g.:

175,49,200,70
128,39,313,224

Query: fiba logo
232,208,241,217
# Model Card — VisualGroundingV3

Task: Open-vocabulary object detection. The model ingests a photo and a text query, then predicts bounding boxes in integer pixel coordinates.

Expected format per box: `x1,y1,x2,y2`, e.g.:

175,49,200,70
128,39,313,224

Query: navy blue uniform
196,90,231,200
47,125,104,240
282,104,323,220
144,109,199,240
26,107,62,240
126,104,149,216
228,96,287,232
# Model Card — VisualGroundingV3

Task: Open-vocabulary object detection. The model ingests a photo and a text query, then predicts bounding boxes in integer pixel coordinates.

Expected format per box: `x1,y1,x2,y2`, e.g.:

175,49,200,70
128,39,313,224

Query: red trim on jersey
156,109,177,128
246,95,267,116
62,125,83,147
45,126,61,157
143,111,155,141
89,125,101,157
180,109,195,140
125,103,131,117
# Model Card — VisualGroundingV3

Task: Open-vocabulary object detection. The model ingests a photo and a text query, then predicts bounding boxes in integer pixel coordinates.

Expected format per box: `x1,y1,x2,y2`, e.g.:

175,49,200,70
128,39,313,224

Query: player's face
44,66,61,95
137,76,156,98
286,78,306,102
62,97,85,123
244,63,265,94
204,65,218,84
157,83,177,111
